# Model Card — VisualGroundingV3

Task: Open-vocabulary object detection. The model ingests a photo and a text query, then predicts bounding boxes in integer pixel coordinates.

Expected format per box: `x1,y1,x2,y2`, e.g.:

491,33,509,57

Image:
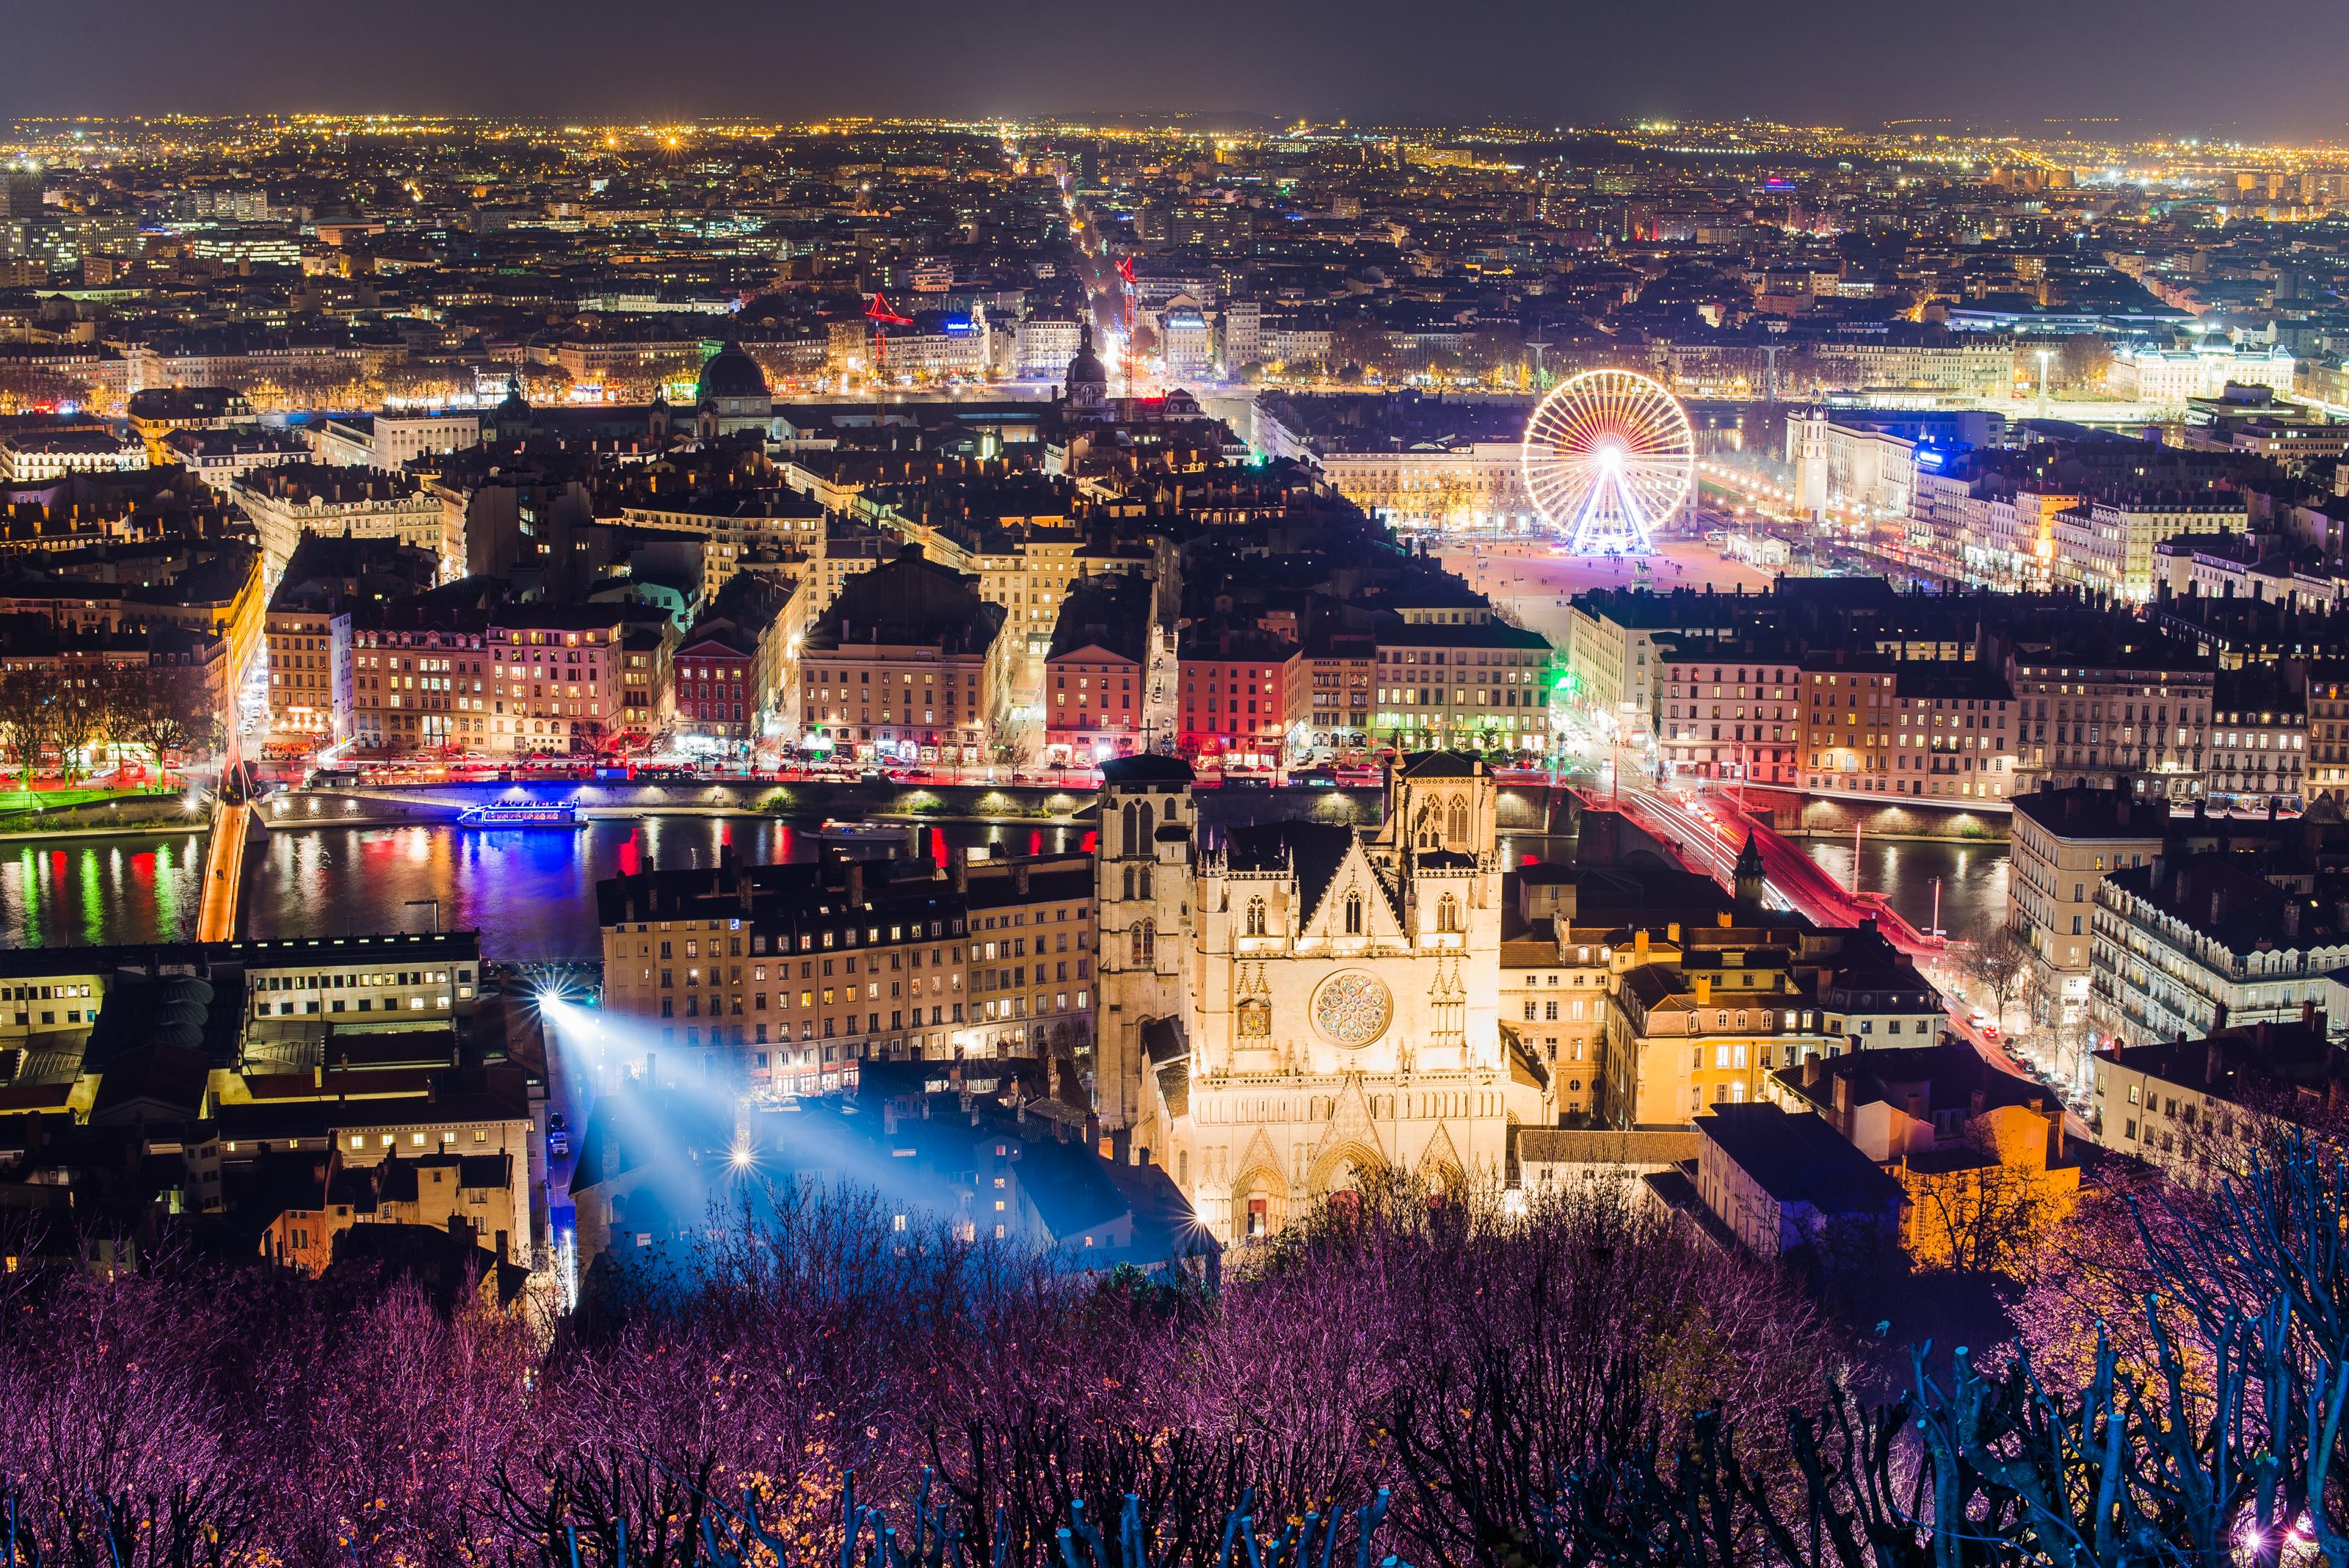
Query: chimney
1635,928,1650,959
844,861,864,906
1012,863,1030,896
1803,1053,1825,1090
1667,921,1681,944
2285,901,2303,940
1693,974,1712,1006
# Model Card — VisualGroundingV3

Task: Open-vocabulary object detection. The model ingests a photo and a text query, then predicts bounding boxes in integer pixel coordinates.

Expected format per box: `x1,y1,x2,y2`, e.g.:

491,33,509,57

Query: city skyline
7,0,2349,141
7,68,2349,1564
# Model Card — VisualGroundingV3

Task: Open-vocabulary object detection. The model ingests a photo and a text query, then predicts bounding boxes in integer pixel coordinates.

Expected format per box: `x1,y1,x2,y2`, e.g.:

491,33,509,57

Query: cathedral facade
1097,752,1551,1242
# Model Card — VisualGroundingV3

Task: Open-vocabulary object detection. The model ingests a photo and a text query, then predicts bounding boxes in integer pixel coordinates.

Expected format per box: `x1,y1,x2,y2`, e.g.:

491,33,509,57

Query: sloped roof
1399,751,1481,779
1225,820,1397,932
1699,1103,1905,1216
1102,754,1194,785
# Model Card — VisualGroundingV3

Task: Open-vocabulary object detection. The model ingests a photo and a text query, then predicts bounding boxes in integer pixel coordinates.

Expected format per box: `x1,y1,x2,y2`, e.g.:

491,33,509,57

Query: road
1610,783,2093,1125
1608,785,1942,959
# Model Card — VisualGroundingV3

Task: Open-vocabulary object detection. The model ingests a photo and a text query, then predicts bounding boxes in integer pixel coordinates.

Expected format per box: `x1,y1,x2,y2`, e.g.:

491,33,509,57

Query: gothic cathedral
1095,752,1553,1242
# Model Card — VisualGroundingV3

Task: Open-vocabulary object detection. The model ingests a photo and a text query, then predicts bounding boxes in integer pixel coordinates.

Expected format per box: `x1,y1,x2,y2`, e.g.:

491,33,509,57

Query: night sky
5,0,2343,139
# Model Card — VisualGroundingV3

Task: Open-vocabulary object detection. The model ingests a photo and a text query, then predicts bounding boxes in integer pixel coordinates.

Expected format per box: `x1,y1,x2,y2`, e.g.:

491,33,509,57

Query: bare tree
0,667,55,785
48,678,96,783
2056,332,2113,392
130,665,219,774
1968,926,2035,1033
1902,1135,2070,1278
88,661,137,780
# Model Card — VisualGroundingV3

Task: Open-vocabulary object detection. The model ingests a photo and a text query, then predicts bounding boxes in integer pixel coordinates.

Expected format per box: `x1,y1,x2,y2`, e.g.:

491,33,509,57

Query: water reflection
1803,838,2008,942
236,817,1096,960
8,813,2011,959
0,832,203,949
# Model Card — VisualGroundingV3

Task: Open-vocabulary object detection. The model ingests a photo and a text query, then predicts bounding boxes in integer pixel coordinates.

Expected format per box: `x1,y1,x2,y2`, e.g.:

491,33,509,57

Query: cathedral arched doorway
1309,1142,1383,1225
1229,1165,1288,1240
1309,1142,1383,1199
1418,1159,1464,1204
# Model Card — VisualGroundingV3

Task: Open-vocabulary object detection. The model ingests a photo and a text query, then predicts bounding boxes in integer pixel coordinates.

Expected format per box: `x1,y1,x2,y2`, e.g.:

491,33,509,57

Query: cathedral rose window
1313,971,1393,1046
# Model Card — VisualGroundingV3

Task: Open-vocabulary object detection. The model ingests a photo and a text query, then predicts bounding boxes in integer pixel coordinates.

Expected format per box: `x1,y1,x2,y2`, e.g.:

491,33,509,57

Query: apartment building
2205,668,2306,812
2307,664,2349,804
1654,641,1802,787
349,602,487,756
600,858,967,1089
482,605,631,757
2088,1017,2342,1177
239,932,481,1028
961,855,1095,1061
1304,627,1376,753
231,464,444,585
126,385,255,462
2006,643,2214,800
617,490,827,604
2007,787,2168,1034
671,574,794,753
1177,628,1307,772
797,545,1012,766
1044,573,1154,766
312,410,485,473
2089,854,2349,1048
1563,588,1740,736
1601,929,1843,1128
1318,443,1534,530
1798,656,2021,805
2052,493,2249,603
1371,615,1555,758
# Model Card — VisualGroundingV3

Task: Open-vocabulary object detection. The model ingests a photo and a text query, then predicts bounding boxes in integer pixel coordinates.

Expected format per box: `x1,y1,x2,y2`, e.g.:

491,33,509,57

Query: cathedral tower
1093,754,1194,1128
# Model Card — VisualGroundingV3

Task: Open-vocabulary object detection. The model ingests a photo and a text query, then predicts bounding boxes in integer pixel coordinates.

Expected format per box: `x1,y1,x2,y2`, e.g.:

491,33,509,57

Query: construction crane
1115,255,1138,394
865,292,912,383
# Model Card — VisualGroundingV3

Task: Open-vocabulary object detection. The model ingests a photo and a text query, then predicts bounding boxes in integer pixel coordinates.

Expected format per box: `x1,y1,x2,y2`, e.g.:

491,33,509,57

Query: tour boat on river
457,801,583,830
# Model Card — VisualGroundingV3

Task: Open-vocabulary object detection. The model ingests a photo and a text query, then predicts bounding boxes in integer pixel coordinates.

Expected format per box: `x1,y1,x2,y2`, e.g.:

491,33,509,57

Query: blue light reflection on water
5,815,2008,959
7,818,1029,954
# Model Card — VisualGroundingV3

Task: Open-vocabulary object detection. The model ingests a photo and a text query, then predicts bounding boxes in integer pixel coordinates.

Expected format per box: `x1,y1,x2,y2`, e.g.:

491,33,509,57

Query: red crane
865,292,912,381
1114,256,1138,393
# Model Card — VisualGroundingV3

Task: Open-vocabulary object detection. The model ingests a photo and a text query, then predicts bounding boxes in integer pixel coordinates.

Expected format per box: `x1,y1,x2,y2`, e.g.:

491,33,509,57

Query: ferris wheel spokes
1518,368,1695,559
1569,460,1657,556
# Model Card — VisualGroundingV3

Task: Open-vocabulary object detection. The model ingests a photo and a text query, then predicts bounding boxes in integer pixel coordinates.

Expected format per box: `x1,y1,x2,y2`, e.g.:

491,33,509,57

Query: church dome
696,339,770,404
1066,326,1108,393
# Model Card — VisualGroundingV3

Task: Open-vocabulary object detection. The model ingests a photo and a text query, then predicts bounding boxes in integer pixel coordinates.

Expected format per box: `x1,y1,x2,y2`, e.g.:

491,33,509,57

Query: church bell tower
1093,755,1194,1128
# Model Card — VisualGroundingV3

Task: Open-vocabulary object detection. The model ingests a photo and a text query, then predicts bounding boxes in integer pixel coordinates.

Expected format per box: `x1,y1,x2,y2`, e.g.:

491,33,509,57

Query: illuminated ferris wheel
1520,369,1695,556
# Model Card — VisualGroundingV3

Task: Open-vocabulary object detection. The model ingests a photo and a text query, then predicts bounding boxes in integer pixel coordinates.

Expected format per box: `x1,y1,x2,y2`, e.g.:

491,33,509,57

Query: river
0,810,2011,959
